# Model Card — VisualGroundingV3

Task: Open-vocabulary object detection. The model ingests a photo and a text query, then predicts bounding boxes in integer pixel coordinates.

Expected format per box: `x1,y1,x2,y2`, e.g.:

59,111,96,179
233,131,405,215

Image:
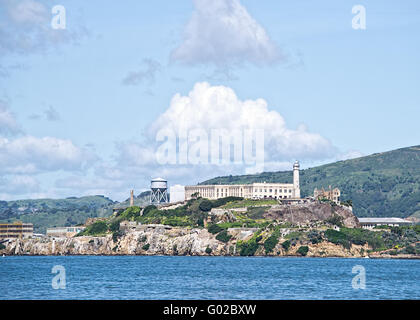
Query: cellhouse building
185,161,301,200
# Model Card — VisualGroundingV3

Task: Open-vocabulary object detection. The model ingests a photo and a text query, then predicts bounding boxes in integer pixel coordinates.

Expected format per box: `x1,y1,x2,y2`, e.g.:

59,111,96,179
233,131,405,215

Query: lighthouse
293,160,300,198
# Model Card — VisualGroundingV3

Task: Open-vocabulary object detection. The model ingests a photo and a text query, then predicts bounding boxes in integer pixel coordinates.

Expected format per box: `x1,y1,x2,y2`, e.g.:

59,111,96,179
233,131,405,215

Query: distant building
0,222,33,239
358,218,413,230
46,226,86,237
185,161,301,200
314,186,341,204
169,185,185,203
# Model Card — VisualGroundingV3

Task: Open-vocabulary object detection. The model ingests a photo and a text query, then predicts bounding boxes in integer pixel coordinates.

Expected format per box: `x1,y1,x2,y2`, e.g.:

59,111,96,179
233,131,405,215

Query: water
0,256,419,299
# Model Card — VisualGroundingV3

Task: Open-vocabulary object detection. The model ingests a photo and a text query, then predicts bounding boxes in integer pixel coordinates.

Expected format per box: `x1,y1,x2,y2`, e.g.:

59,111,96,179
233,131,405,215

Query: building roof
358,217,412,224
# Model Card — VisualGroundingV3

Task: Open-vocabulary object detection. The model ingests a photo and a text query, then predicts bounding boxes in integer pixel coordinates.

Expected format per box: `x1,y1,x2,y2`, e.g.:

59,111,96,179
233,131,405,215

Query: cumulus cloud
149,82,335,165
121,59,162,86
0,136,97,175
0,100,22,135
171,0,282,67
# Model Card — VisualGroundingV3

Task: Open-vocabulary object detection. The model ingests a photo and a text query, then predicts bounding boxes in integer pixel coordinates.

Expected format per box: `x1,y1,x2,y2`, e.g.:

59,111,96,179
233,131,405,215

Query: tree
199,199,213,212
297,246,309,256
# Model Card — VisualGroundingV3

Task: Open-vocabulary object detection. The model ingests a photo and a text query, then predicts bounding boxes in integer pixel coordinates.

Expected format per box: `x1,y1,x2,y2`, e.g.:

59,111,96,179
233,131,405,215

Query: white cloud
171,0,282,66
0,100,21,135
0,175,40,194
0,0,87,63
0,136,97,175
149,82,335,164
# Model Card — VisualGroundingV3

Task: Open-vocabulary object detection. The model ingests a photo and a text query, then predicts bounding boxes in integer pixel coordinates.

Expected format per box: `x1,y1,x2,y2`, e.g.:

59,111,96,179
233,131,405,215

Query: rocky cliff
2,225,370,258
265,202,359,228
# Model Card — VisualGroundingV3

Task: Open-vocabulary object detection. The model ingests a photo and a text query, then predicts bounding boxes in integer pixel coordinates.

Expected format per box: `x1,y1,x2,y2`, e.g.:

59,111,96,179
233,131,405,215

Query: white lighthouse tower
293,160,300,198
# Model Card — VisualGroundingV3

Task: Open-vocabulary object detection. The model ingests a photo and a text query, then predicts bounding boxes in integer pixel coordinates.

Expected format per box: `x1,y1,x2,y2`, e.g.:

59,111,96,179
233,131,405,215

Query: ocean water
0,256,419,300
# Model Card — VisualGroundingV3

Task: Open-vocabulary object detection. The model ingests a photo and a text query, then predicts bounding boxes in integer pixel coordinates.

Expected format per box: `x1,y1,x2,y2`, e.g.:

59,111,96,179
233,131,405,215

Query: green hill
201,145,420,219
0,195,116,233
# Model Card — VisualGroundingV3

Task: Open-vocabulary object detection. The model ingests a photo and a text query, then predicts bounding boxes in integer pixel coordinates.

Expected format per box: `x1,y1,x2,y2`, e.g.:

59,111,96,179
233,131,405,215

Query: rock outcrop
264,202,360,228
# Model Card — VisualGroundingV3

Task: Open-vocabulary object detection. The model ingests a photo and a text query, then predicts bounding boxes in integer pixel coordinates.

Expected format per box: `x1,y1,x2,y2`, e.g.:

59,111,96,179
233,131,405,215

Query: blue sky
0,0,419,201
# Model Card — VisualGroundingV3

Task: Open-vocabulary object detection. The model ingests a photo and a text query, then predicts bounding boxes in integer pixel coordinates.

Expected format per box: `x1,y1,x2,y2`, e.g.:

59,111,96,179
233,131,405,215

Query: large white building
185,161,301,200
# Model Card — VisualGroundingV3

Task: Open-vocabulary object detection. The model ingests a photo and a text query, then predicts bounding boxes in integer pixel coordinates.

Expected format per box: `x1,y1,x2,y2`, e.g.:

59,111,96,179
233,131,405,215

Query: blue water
0,256,419,299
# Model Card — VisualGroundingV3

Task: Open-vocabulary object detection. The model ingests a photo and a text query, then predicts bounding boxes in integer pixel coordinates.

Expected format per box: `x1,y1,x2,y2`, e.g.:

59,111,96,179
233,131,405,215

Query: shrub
112,230,123,242
199,199,213,212
264,235,279,254
109,220,120,232
120,206,142,220
238,240,259,256
324,229,351,249
142,205,157,216
216,230,232,243
307,230,323,244
405,245,416,255
82,221,108,235
205,247,212,254
0,243,6,250
281,240,291,251
142,243,150,251
297,246,309,256
208,224,223,234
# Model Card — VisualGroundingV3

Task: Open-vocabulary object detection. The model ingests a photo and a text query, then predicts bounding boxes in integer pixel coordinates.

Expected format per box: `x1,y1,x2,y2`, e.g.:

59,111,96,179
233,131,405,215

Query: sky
0,0,419,201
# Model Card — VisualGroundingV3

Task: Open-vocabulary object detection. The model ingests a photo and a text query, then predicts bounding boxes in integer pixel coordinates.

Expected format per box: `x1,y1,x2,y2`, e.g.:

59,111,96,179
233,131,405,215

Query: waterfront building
0,222,33,239
358,218,413,230
185,161,301,200
46,226,86,237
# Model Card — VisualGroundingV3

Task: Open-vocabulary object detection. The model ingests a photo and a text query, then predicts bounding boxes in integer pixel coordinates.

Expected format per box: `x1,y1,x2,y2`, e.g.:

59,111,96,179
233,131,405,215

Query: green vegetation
199,199,213,212
142,243,150,251
264,234,279,254
281,240,291,251
201,145,420,218
323,225,420,252
297,246,309,256
215,230,232,243
0,243,6,250
222,199,277,209
0,196,115,234
236,231,263,256
79,221,108,236
324,229,351,249
208,224,223,234
205,247,212,254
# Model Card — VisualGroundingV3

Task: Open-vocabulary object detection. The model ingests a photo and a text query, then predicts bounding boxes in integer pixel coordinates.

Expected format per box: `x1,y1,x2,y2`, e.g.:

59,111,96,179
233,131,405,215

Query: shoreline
2,253,419,259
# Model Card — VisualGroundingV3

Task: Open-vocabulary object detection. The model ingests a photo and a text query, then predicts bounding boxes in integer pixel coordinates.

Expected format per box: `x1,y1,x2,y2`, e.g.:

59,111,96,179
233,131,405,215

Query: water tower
150,178,169,204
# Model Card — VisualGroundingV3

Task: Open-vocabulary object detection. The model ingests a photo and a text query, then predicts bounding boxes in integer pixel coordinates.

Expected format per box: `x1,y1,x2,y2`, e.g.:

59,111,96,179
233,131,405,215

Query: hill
0,195,116,233
113,191,151,209
201,145,420,219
